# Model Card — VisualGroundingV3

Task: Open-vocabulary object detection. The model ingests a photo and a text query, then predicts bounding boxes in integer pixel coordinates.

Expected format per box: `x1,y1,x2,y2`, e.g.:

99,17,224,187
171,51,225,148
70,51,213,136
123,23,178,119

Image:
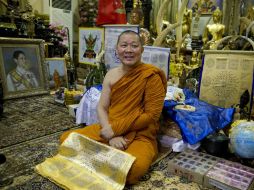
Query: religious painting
199,50,254,116
188,0,223,15
79,27,104,65
45,58,67,90
141,46,170,79
104,24,139,70
0,38,49,99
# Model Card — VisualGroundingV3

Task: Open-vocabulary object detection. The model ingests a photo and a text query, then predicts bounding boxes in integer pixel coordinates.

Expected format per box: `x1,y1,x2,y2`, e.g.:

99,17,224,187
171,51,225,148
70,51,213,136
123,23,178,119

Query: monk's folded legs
60,125,157,185
59,124,106,144
125,139,157,185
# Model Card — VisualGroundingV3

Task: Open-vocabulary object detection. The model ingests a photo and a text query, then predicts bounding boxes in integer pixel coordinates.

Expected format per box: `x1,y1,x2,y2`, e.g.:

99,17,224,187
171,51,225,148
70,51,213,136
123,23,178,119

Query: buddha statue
128,4,152,45
202,7,225,49
190,51,199,66
129,4,144,26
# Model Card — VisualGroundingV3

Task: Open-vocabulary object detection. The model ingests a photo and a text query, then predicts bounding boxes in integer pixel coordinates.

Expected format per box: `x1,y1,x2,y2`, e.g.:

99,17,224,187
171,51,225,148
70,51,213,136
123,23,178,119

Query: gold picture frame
45,58,68,90
0,37,49,99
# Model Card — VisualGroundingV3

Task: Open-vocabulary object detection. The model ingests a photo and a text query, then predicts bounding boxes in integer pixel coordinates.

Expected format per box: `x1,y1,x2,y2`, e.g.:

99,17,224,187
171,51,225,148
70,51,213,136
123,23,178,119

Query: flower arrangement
49,22,68,47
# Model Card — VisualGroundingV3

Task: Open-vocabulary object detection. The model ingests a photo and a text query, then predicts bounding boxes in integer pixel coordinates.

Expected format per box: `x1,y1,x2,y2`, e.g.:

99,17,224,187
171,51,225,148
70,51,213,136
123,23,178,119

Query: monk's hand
100,126,114,140
109,136,128,150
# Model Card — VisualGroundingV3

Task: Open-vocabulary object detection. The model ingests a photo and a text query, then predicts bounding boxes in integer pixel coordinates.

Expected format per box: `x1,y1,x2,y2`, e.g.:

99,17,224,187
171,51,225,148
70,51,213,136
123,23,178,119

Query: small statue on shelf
182,8,192,37
184,51,200,72
202,7,225,50
190,51,199,66
129,4,144,26
128,4,152,45
170,55,185,78
182,33,192,50
21,3,35,38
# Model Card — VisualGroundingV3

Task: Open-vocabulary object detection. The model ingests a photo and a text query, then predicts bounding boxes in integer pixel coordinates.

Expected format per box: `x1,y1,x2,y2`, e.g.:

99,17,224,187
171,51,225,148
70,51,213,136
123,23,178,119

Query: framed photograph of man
79,27,104,65
0,38,49,99
46,58,67,90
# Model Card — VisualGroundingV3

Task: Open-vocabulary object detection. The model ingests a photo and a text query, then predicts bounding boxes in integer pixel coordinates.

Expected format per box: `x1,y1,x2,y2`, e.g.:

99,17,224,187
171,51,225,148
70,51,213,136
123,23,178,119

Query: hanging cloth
96,0,127,25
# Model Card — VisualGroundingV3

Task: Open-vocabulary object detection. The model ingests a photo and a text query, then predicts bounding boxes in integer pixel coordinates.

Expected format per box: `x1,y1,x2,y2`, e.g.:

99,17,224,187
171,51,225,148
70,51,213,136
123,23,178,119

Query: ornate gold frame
0,37,49,99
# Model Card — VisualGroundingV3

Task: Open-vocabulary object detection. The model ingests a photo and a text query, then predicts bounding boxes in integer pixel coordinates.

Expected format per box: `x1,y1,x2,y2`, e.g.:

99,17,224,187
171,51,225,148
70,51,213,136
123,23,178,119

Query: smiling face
13,51,31,70
116,31,144,68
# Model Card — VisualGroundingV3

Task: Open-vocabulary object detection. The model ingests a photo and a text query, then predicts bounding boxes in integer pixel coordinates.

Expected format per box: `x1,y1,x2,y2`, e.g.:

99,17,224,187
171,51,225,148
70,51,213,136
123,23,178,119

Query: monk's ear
141,46,144,53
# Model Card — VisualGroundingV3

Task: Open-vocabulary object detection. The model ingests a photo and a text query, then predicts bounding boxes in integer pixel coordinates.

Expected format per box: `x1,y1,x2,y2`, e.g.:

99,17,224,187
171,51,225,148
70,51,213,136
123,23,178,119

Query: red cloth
96,0,127,26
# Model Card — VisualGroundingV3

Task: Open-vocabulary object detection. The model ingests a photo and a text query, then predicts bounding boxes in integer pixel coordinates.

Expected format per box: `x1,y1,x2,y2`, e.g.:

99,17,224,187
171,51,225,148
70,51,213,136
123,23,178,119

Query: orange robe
60,63,167,184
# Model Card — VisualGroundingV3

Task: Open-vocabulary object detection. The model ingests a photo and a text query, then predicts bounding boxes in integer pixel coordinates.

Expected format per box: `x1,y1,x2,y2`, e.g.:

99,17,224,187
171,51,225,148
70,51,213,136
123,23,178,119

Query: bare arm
96,70,114,140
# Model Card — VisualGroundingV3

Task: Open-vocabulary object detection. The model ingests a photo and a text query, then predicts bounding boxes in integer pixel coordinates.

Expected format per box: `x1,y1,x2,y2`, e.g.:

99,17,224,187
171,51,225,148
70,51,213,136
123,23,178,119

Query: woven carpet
0,95,76,149
0,95,205,190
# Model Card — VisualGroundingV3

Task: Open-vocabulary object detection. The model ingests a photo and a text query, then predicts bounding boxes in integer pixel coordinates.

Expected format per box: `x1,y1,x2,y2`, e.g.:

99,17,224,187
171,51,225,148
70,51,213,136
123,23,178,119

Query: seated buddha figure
202,7,225,49
128,6,152,45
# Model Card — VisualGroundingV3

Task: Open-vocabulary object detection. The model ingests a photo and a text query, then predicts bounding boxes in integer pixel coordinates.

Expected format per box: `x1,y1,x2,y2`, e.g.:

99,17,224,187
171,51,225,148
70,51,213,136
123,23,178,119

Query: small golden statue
129,6,144,26
21,3,35,38
190,51,199,66
170,55,185,78
182,8,192,37
128,4,152,45
202,7,225,49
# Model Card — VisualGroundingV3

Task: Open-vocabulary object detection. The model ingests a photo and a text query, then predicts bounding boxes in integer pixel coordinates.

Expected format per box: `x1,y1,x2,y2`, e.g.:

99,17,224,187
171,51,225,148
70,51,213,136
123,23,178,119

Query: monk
60,30,167,184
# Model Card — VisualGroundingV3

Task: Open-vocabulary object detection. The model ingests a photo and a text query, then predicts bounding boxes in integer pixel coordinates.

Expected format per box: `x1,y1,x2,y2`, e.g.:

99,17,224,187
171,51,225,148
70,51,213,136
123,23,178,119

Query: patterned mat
0,95,205,189
0,132,203,190
0,95,76,149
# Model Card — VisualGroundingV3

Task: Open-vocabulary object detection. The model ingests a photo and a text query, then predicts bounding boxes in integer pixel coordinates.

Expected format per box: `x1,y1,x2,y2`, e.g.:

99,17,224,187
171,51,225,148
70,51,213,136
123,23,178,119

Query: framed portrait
79,27,104,65
0,38,49,100
104,24,139,70
187,0,223,15
142,46,170,79
45,58,67,90
199,50,254,114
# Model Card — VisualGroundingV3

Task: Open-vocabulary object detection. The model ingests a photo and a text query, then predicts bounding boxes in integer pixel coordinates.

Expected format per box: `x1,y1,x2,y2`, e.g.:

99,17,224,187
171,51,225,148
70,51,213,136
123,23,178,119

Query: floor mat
0,132,204,190
0,95,76,149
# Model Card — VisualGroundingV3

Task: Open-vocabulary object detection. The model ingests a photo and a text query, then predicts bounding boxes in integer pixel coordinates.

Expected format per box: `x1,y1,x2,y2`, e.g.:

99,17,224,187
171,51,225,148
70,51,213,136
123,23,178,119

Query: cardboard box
204,160,254,190
167,149,219,184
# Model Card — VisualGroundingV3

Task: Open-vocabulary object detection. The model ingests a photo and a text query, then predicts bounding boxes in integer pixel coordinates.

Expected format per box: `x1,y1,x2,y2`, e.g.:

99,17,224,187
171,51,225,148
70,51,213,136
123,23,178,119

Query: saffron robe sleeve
109,64,167,136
